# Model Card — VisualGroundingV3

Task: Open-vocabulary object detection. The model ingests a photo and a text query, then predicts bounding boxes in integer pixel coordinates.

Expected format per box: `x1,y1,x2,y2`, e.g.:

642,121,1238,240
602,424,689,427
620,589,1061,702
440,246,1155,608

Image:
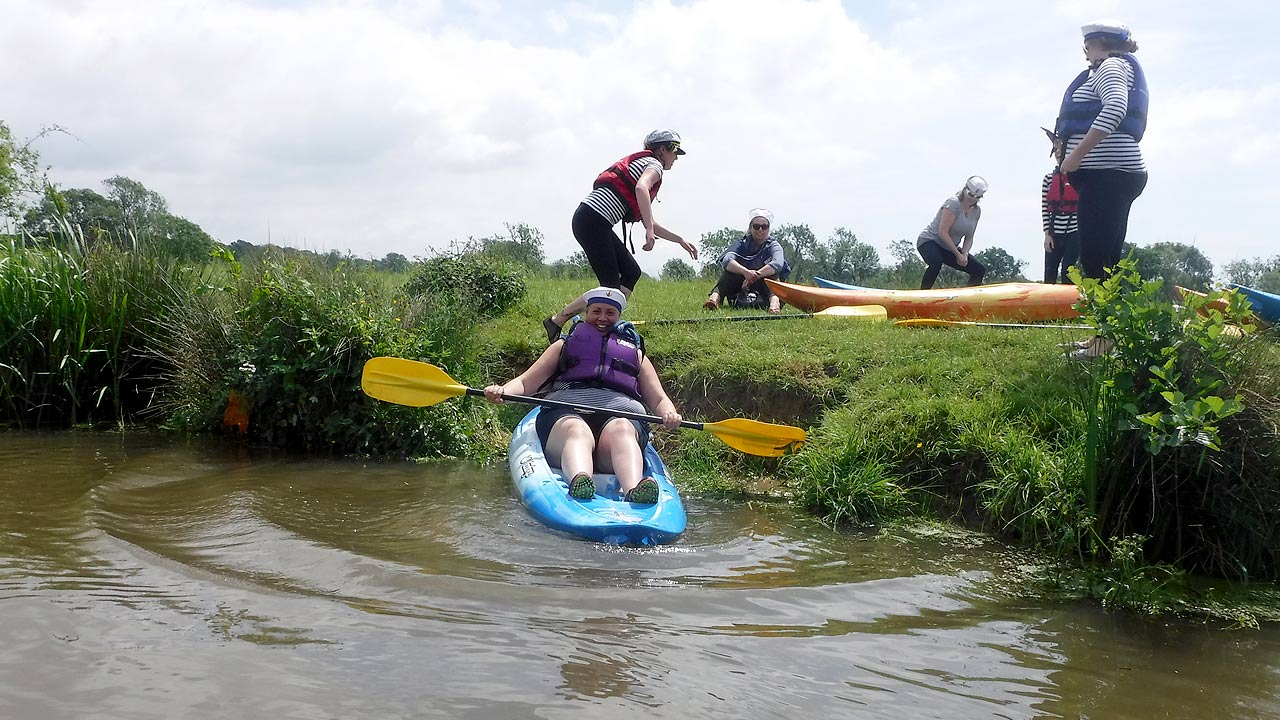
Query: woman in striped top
1055,19,1149,358
543,130,699,343
1056,19,1148,280
1041,133,1080,284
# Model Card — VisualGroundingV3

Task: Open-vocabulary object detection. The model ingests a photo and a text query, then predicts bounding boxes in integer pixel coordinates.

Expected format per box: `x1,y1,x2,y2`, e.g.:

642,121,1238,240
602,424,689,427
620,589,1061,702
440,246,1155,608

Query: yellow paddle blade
361,357,468,407
703,418,807,457
815,305,888,321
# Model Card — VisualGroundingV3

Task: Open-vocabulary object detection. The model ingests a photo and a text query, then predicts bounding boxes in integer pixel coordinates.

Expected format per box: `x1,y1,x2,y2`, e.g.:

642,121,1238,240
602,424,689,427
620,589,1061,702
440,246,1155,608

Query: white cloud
3,0,1280,276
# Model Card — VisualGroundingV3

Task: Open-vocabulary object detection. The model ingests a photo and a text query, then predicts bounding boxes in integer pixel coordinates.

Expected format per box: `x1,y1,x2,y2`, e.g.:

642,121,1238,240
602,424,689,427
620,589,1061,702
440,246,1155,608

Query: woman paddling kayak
484,286,683,504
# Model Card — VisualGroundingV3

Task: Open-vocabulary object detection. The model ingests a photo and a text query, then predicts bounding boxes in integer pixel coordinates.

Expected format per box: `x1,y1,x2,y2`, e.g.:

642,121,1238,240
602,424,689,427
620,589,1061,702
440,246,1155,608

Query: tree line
4,118,1275,293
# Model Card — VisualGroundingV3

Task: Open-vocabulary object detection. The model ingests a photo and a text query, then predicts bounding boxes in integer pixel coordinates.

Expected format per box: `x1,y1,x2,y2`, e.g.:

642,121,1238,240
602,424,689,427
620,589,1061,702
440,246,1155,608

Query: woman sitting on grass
484,287,683,504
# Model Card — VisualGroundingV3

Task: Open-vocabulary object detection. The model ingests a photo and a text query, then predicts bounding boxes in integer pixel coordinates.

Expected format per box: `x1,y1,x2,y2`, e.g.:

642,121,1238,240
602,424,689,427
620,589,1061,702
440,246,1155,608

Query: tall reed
0,229,189,426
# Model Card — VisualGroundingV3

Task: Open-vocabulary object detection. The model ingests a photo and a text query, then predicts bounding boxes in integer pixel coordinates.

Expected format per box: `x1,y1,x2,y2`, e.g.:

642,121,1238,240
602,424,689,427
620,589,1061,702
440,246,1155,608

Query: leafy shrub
403,250,526,315
1073,259,1280,579
154,250,497,459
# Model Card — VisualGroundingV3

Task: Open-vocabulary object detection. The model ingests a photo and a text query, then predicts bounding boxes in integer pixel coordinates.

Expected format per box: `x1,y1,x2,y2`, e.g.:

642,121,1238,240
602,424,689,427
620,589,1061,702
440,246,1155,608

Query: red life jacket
1045,170,1079,215
593,151,661,222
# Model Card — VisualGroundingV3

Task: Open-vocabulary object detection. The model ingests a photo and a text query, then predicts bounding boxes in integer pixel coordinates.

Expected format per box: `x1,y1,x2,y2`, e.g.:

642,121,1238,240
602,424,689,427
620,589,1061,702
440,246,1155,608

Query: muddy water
2,431,1279,719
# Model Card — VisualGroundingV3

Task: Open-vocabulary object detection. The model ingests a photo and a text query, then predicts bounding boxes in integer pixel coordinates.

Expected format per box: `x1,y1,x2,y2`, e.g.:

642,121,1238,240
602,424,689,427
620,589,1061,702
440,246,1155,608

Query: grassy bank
486,275,1280,622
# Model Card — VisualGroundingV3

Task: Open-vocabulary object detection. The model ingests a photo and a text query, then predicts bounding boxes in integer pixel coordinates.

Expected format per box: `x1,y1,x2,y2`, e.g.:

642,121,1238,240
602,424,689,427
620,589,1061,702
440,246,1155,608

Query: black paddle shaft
465,388,706,430
639,313,813,326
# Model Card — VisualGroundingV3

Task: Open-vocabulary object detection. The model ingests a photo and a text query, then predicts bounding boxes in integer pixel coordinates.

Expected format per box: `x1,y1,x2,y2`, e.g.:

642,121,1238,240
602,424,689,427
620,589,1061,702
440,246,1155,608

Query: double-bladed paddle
893,318,1093,330
360,357,807,457
633,305,887,327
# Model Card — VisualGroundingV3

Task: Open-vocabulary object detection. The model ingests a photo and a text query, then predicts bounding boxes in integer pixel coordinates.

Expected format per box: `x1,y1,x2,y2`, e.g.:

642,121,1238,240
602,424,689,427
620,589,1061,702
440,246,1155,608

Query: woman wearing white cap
1054,19,1149,357
487,286,683,504
542,130,699,343
703,208,790,313
915,177,988,289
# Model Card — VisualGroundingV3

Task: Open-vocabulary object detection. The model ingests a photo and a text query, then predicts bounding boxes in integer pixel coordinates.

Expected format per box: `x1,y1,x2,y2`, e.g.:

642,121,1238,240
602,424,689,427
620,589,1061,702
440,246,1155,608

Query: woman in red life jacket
488,287,683,504
542,130,698,343
1041,130,1080,284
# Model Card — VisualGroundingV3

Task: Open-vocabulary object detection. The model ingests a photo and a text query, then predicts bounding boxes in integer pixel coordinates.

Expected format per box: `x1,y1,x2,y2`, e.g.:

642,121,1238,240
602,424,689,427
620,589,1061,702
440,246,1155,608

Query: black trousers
1066,169,1148,280
1044,230,1080,284
572,203,642,291
918,241,986,289
711,270,774,308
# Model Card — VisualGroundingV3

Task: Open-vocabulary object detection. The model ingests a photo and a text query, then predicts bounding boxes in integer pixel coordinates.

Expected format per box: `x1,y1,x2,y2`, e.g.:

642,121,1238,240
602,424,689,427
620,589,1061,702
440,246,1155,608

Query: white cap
965,176,989,197
581,286,627,313
748,208,774,228
1082,19,1131,41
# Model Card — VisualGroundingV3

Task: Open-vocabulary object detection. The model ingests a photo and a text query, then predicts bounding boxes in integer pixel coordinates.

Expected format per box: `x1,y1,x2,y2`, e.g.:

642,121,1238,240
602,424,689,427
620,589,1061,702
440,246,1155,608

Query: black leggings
711,270,775,307
1044,230,1080,284
918,241,986,289
1066,169,1147,280
572,203,642,291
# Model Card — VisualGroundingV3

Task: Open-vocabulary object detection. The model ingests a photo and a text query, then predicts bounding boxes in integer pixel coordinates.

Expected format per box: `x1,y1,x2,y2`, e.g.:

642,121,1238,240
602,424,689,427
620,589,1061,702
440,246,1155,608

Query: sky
3,0,1278,279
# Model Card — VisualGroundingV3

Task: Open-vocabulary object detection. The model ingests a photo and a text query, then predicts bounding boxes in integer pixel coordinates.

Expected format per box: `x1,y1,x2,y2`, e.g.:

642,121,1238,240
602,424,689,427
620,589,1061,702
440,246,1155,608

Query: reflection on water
1,430,1279,719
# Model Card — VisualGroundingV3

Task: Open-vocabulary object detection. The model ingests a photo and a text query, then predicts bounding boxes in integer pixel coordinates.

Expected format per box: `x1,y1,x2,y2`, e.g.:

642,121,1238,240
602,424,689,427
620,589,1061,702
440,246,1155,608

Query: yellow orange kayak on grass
765,280,1083,322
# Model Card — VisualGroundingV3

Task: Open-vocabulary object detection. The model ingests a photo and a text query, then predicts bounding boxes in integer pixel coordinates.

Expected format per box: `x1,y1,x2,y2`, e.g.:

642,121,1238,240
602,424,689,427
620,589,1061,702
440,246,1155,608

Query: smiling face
584,302,620,331
749,217,770,244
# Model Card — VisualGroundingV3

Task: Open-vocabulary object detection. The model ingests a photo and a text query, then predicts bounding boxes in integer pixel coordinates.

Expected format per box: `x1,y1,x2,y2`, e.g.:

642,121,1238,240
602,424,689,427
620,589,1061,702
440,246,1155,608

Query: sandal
568,472,595,500
625,477,659,504
703,297,719,311
543,317,562,344
1067,337,1113,360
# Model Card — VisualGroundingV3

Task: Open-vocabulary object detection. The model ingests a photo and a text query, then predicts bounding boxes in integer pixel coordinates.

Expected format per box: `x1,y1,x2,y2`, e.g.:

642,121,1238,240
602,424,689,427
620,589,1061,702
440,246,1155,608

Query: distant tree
23,186,122,241
661,258,696,281
156,215,215,262
103,175,168,237
548,251,593,280
772,223,819,282
697,226,740,276
0,120,47,221
374,252,411,273
810,228,880,285
973,246,1028,283
875,239,927,289
1225,256,1280,293
1125,241,1214,292
479,222,546,269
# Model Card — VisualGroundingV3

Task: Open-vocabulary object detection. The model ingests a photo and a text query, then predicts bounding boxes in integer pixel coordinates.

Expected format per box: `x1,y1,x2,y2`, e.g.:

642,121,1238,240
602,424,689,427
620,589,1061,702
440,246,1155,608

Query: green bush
1073,259,1280,579
153,250,498,459
403,251,526,315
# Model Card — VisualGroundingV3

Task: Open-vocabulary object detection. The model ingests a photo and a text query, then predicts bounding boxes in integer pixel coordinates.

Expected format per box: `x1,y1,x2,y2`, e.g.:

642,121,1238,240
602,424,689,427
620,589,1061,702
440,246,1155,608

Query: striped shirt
545,385,648,415
581,155,664,225
1041,172,1079,235
1063,56,1146,172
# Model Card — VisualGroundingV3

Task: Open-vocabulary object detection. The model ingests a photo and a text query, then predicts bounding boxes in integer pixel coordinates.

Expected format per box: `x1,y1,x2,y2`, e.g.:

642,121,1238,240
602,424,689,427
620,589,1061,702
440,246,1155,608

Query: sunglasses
966,190,984,199
751,223,770,230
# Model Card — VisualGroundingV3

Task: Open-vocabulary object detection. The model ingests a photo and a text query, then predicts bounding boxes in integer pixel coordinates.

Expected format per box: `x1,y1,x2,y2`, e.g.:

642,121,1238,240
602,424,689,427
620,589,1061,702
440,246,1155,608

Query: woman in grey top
916,176,988,289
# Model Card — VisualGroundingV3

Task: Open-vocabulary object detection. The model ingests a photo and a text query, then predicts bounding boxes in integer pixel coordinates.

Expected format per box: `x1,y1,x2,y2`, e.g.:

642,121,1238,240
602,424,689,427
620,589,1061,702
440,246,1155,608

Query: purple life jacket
557,321,643,400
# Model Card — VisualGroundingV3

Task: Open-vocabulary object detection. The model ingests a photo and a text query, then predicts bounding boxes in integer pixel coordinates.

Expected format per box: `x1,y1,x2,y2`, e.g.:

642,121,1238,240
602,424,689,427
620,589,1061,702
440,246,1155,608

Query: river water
2,431,1279,719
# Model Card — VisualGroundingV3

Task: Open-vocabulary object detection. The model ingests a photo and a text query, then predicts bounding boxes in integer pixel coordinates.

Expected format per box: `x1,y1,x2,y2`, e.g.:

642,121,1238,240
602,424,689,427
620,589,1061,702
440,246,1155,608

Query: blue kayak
507,407,686,545
814,277,868,290
1228,284,1280,325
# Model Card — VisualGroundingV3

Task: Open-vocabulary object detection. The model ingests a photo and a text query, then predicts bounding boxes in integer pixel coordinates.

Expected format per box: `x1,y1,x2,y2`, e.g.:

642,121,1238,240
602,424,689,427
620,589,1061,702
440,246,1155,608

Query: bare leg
552,285,633,327
594,418,644,493
544,416,596,478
